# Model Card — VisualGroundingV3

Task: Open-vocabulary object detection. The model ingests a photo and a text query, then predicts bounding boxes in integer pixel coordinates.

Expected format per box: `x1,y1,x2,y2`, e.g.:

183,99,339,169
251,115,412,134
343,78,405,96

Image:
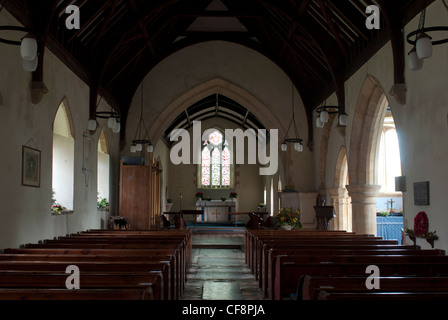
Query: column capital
346,184,381,198
327,187,348,198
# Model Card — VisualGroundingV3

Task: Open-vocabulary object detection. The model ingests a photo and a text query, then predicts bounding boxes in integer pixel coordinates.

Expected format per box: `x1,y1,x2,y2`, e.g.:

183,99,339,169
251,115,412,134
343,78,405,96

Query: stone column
346,184,381,235
278,192,318,230
328,187,351,232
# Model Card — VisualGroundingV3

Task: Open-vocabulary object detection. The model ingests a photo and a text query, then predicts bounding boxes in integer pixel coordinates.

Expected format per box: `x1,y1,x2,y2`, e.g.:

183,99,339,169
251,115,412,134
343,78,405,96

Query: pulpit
314,206,336,231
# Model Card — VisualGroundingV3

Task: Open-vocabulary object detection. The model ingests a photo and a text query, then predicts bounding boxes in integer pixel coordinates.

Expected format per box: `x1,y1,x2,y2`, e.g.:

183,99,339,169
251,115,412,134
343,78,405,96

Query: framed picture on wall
22,146,41,188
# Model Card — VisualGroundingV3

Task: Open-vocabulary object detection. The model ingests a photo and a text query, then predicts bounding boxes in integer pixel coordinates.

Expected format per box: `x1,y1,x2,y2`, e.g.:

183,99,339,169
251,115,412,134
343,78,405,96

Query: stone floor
180,228,265,300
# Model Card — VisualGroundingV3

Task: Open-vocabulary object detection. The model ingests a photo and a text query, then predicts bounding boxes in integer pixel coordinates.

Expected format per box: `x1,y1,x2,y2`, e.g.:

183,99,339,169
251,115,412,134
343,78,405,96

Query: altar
195,200,236,223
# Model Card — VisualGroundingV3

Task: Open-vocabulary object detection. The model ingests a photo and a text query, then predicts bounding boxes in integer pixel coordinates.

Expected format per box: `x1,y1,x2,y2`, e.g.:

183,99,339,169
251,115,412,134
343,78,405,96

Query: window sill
51,210,74,216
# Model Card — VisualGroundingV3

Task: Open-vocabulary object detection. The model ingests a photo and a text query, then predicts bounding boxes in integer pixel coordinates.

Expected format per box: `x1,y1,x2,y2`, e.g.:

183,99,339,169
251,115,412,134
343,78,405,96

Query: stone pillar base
347,185,381,235
328,187,352,232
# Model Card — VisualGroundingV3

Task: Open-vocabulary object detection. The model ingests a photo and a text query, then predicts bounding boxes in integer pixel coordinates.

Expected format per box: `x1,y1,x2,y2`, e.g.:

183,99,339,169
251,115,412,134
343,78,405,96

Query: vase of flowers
274,208,302,230
195,192,204,200
229,192,238,201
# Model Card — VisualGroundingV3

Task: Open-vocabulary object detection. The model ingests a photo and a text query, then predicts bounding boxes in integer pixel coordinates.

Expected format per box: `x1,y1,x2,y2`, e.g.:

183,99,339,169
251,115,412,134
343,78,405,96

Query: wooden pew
273,259,448,300
299,275,448,300
0,252,176,300
20,243,186,293
317,291,448,301
263,246,444,298
0,229,192,300
0,288,154,300
0,260,171,299
0,271,163,300
253,237,398,280
1,248,180,300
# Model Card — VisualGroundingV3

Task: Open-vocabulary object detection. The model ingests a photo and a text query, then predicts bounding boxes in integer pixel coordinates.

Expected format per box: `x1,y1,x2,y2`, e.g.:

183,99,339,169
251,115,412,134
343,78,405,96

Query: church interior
1,0,448,304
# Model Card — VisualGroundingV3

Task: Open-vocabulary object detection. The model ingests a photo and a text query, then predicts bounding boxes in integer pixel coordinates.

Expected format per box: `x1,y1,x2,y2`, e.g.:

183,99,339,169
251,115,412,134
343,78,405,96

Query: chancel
1,0,448,305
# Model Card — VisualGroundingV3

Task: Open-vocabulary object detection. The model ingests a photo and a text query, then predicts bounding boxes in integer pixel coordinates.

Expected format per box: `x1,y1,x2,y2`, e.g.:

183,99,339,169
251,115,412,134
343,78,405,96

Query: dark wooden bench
262,247,445,298
0,260,171,299
299,275,448,300
0,229,193,300
0,271,163,300
20,242,186,291
317,291,448,300
0,288,154,300
0,253,177,300
273,259,448,300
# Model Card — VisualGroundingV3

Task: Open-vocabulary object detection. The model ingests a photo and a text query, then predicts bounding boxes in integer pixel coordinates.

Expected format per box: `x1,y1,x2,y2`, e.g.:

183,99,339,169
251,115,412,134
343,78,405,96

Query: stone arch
52,97,76,139
347,75,389,234
329,146,352,231
149,78,287,144
52,97,76,212
348,75,388,186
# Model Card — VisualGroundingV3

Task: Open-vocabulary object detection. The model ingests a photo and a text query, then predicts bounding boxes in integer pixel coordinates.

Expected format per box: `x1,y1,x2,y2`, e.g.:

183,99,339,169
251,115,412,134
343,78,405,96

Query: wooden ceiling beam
128,0,156,57
316,0,348,57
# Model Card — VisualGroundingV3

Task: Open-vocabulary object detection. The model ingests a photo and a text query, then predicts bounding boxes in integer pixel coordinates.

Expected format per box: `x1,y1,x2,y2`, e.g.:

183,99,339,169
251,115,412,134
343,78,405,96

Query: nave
181,227,264,301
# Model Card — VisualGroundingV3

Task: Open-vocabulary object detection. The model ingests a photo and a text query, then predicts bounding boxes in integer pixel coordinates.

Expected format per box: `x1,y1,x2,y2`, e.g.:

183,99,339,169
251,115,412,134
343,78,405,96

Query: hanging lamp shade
294,142,303,152
338,113,348,126
130,144,137,153
320,110,329,123
112,122,121,133
416,33,433,59
408,47,423,71
147,144,154,153
108,116,117,129
87,119,97,131
316,117,324,128
136,144,143,152
22,55,38,72
281,143,288,152
20,37,37,61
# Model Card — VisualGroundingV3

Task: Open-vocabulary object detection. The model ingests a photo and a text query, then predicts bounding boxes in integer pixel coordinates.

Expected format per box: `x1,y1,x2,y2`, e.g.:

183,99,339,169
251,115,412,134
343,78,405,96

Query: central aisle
181,228,265,300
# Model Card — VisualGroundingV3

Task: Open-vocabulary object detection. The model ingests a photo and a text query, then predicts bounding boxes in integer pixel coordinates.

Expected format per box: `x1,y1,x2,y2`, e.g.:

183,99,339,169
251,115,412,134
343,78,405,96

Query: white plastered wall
317,1,448,250
0,9,120,249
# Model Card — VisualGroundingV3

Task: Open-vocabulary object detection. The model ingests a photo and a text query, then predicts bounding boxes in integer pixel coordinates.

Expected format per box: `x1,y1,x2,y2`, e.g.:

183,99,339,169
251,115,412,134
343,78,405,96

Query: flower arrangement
274,208,302,230
97,195,110,211
52,204,67,215
51,189,67,215
229,192,238,199
195,192,204,200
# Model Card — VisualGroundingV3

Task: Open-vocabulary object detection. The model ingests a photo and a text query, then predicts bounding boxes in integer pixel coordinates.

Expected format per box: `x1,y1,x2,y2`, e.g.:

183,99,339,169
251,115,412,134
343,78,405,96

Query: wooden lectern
314,206,336,231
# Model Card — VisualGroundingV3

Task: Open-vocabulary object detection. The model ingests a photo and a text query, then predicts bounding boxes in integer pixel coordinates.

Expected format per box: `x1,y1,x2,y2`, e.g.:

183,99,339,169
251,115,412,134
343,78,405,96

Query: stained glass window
222,147,231,186
209,131,223,146
201,130,232,188
212,149,221,186
202,147,211,186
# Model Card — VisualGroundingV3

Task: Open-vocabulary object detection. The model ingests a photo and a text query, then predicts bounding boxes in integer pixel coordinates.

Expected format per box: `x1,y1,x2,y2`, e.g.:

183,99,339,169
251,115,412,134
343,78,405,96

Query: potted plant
274,208,302,230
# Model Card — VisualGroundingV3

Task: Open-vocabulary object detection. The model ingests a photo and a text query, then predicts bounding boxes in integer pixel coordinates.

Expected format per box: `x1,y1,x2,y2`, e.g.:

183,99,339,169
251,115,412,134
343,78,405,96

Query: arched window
97,129,110,211
201,130,232,188
377,110,402,194
52,99,75,214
